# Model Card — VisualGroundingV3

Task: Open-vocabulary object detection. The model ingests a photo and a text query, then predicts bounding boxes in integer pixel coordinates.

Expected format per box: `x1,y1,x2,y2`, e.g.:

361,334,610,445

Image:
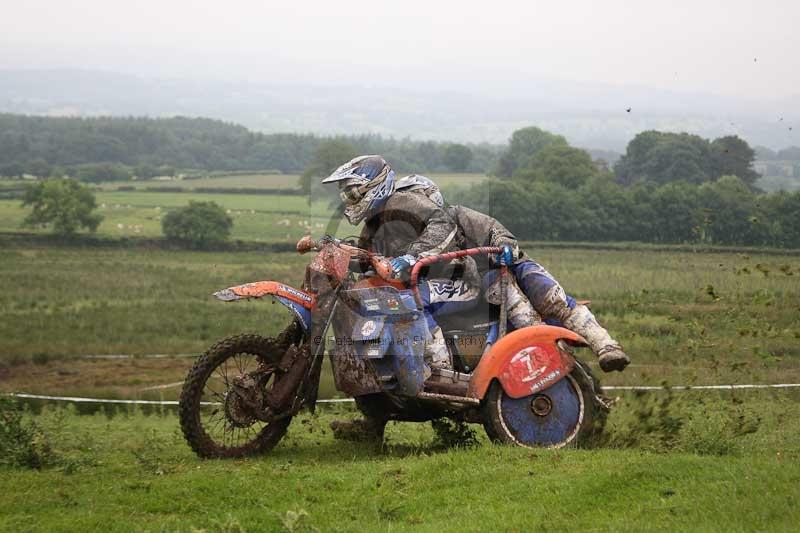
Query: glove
390,254,416,279
495,244,515,266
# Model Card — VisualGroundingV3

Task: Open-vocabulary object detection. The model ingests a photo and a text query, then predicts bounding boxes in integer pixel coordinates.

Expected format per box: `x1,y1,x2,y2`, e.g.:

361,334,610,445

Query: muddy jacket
358,191,478,283
446,205,528,272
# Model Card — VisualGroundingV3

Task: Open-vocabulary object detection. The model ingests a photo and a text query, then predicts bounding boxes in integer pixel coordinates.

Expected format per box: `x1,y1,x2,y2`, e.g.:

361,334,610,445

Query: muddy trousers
416,278,479,369
483,261,623,358
515,260,624,360
482,262,575,327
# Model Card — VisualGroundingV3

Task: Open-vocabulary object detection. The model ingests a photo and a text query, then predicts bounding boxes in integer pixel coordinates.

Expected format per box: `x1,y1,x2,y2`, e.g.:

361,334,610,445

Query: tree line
450,127,800,248
7,114,799,248
0,114,497,179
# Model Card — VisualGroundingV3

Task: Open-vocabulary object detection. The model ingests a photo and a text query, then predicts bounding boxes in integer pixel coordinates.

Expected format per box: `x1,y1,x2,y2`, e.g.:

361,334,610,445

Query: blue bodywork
343,287,428,397
499,377,582,447
276,296,313,332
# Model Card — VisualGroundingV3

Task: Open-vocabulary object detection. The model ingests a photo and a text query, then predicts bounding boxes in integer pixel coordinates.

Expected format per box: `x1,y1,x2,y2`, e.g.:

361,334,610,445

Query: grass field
91,172,489,192
0,191,339,243
1,181,799,530
1,392,799,531
1,173,487,243
0,174,488,244
1,244,798,389
108,173,304,190
1,243,799,531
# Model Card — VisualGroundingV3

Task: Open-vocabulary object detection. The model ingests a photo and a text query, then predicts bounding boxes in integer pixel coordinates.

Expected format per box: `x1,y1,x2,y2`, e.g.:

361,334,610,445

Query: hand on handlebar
494,244,516,266
389,254,417,280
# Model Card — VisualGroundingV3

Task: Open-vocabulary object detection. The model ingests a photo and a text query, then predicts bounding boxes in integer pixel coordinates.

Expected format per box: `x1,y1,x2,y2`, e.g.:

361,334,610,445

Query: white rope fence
5,383,800,406
603,384,800,391
5,393,355,405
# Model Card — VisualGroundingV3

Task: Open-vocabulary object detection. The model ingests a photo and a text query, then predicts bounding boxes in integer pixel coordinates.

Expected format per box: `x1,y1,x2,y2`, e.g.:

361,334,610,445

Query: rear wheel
179,326,300,458
482,359,603,448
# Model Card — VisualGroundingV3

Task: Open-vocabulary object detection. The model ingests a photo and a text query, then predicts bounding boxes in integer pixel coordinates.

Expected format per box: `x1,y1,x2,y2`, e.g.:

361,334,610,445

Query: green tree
495,127,568,177
26,158,52,179
710,136,760,187
21,179,103,236
134,163,158,180
513,144,599,188
696,175,761,244
299,139,358,201
615,131,712,185
0,162,24,178
576,174,637,240
759,190,800,247
442,143,473,172
161,201,233,248
647,181,702,243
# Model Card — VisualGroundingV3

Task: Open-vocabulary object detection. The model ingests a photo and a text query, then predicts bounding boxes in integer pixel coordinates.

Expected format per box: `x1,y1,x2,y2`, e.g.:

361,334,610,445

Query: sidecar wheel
482,361,601,449
180,324,301,458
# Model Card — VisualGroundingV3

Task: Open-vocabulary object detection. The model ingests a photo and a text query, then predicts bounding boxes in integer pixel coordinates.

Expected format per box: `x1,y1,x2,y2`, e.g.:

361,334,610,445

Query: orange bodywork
354,277,407,291
231,281,316,309
467,325,587,400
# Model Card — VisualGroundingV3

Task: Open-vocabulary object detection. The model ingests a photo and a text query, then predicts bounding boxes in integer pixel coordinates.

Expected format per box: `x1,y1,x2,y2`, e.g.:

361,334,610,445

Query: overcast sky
1,0,798,101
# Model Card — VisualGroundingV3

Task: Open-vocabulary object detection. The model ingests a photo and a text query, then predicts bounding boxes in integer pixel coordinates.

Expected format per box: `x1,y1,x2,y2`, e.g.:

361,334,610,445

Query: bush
0,398,55,469
161,201,233,248
22,178,103,236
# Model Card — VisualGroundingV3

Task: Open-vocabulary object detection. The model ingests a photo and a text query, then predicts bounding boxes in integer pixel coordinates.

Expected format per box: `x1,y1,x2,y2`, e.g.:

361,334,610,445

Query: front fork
267,285,342,419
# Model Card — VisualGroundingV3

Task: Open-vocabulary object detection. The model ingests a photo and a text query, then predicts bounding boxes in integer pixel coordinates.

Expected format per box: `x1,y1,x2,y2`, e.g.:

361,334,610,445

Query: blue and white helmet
322,155,395,225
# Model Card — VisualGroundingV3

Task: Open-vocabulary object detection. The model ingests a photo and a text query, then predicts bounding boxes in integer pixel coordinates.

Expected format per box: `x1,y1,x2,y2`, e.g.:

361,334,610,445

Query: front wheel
179,328,299,458
482,359,605,449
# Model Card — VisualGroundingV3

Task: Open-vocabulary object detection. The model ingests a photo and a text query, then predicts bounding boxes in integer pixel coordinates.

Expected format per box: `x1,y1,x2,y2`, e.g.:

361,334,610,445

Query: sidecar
329,282,608,448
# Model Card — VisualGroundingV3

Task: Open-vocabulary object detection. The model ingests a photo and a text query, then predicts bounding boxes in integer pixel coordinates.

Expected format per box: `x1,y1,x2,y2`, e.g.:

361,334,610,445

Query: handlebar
296,235,395,280
297,236,504,307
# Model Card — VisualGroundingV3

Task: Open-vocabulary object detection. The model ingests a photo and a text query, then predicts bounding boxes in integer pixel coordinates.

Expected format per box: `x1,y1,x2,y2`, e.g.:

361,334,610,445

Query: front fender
467,325,587,400
213,281,315,332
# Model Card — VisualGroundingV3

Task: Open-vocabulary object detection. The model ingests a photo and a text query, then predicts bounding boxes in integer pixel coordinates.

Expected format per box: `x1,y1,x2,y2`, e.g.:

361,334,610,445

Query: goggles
338,179,370,205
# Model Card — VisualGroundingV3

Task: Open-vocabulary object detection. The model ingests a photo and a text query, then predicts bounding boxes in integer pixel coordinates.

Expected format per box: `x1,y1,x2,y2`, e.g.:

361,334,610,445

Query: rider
395,177,630,373
322,155,480,373
448,203,630,372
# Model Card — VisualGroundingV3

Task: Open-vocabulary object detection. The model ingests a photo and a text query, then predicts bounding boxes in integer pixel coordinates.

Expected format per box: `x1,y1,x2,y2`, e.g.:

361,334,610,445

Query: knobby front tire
179,325,300,458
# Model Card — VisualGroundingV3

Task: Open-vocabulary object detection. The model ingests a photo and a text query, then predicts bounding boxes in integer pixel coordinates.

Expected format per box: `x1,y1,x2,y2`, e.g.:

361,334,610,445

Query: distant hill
1,69,798,151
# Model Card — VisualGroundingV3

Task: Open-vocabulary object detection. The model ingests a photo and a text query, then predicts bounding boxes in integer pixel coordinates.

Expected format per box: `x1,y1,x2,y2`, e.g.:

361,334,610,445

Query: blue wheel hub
499,376,583,447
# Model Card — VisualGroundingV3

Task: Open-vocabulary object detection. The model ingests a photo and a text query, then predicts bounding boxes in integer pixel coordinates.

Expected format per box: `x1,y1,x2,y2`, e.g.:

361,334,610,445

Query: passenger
402,179,630,372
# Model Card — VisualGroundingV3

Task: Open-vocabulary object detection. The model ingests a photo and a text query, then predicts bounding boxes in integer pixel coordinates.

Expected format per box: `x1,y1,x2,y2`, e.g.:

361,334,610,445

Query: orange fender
467,325,587,400
226,281,316,309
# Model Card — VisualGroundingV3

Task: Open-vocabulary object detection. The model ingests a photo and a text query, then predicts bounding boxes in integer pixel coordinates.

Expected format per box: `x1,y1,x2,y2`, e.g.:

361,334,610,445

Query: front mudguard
213,281,314,332
467,325,587,400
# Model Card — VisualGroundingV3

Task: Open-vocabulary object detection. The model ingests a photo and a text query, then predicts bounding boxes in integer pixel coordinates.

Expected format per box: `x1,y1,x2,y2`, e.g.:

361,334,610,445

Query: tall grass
0,397,798,531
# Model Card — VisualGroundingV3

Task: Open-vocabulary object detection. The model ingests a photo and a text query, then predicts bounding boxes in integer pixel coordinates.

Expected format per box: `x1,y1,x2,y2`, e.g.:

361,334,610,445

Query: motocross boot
562,304,630,372
330,417,387,442
424,325,452,372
